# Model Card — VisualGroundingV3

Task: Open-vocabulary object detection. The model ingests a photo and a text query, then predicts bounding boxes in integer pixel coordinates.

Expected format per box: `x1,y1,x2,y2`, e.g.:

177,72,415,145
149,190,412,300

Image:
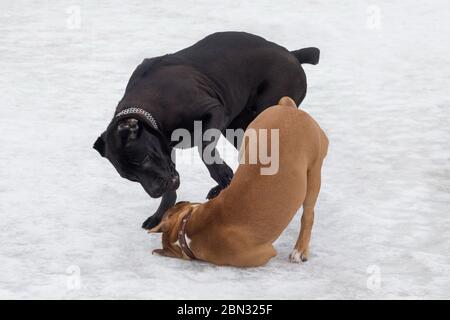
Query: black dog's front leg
198,107,234,199
141,190,177,230
203,150,234,199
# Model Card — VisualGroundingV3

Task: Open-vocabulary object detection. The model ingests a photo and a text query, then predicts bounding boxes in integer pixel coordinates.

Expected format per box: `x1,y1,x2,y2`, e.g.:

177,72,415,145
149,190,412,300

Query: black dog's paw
208,163,234,188
142,215,162,230
206,185,223,200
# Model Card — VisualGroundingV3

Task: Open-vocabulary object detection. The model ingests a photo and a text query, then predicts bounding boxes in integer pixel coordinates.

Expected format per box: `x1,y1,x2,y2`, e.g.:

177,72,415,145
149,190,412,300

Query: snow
1,0,449,299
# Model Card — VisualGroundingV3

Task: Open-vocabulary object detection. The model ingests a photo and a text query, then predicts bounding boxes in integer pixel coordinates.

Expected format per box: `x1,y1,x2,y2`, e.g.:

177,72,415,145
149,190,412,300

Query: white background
0,0,449,299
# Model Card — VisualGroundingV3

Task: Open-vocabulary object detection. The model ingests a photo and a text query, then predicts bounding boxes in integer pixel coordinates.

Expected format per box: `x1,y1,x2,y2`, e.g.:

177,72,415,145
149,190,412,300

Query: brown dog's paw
289,249,308,263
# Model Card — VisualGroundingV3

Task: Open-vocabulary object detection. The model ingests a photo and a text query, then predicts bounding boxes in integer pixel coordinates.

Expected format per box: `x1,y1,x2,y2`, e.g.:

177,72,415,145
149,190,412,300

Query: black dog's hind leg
199,106,234,199
142,190,177,229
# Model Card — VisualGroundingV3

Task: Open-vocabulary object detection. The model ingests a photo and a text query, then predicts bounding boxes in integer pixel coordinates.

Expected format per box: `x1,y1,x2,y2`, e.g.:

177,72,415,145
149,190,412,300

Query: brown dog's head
148,201,199,259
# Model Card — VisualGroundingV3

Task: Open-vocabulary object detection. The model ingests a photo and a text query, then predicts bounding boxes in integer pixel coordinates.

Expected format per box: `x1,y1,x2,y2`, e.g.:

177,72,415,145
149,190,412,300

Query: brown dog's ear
152,249,177,258
147,221,166,233
148,202,196,233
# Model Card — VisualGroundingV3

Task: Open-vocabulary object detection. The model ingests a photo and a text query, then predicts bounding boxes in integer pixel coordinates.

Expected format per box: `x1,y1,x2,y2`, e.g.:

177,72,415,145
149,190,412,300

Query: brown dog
149,97,328,267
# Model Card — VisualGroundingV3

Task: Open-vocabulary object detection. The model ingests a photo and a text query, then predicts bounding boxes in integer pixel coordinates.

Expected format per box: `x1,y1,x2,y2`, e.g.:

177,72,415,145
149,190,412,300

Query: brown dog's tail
278,96,297,108
291,47,320,65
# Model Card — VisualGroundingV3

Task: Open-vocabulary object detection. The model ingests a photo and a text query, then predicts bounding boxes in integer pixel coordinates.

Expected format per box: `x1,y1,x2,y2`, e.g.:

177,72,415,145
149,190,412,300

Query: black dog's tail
291,47,320,65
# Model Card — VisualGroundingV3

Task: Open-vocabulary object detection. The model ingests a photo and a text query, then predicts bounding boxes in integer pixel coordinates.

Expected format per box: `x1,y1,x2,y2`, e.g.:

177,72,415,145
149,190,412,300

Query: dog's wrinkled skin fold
150,97,328,267
93,32,320,230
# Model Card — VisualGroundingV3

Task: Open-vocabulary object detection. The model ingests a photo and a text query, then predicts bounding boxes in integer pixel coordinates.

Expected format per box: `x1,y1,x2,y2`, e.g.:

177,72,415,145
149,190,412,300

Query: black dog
93,32,319,229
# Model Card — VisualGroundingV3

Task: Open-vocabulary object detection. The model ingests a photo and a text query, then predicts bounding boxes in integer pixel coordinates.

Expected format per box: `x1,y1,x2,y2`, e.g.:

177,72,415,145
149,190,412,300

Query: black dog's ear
93,132,106,157
118,118,140,141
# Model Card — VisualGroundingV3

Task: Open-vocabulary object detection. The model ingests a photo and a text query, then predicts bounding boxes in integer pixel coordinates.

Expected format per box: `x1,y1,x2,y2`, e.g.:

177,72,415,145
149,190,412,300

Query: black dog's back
125,32,319,123
173,32,319,130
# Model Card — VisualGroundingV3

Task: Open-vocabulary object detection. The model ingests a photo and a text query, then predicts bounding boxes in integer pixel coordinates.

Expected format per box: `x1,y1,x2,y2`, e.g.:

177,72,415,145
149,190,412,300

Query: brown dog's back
217,97,328,246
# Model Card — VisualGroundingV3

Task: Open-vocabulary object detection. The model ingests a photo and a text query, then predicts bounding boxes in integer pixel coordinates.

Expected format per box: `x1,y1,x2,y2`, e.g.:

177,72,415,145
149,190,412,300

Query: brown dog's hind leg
290,163,322,263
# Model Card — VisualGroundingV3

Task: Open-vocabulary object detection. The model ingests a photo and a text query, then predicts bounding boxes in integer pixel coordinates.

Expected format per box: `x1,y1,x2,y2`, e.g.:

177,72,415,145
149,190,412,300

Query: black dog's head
93,118,180,198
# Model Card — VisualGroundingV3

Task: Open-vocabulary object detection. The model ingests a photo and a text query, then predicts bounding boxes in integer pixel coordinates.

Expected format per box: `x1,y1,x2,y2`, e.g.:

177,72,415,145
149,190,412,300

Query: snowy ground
0,0,449,299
